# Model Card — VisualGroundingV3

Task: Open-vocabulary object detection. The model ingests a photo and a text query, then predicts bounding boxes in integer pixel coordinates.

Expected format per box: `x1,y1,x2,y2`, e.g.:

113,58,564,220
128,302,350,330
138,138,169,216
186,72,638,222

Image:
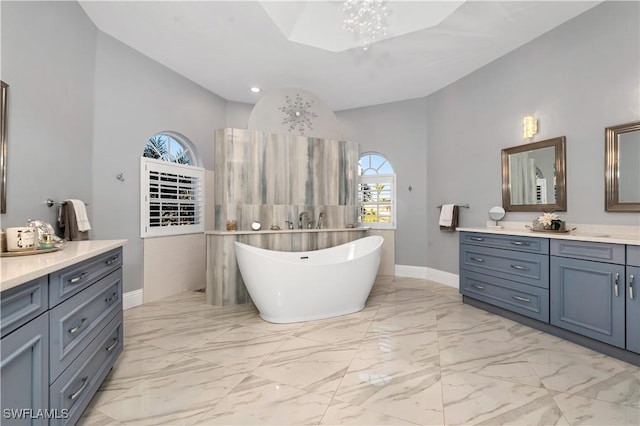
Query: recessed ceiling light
250,86,261,93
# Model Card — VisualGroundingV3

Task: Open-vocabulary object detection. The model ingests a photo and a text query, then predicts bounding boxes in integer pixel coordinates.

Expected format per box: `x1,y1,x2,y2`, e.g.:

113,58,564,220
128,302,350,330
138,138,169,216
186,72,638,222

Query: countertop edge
457,227,640,246
1,239,128,292
205,227,371,236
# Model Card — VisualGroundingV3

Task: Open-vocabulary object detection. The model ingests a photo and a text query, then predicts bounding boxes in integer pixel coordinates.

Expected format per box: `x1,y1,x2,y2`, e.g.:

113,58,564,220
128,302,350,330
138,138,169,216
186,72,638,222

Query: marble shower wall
214,129,359,231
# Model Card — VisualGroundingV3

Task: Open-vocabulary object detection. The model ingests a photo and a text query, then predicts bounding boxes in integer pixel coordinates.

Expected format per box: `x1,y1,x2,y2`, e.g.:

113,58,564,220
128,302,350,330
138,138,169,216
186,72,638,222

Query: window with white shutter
140,157,204,238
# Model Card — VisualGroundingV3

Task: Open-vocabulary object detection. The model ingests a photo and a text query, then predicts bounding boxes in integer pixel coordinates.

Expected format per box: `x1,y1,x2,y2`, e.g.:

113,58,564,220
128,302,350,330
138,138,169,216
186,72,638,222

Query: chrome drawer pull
69,272,88,284
470,237,484,241
512,295,531,303
105,256,119,266
470,257,485,263
69,377,89,401
106,337,119,352
630,274,635,300
510,264,530,271
510,241,530,246
105,292,118,304
68,318,88,335
471,284,485,290
614,273,620,297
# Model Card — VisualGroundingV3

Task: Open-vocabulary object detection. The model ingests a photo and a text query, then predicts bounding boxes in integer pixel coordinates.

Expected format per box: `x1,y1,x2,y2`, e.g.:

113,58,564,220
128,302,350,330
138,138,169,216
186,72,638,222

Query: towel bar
46,199,89,208
437,204,469,209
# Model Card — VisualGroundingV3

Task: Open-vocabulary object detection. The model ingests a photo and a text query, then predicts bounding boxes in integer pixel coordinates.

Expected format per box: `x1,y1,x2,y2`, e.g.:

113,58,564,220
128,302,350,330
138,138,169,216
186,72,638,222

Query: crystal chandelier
343,0,388,51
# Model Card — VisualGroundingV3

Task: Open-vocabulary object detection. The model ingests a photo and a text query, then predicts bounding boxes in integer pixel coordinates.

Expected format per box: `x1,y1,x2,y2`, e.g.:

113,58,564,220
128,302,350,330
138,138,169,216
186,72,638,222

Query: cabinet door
0,313,49,426
551,257,625,348
627,266,640,354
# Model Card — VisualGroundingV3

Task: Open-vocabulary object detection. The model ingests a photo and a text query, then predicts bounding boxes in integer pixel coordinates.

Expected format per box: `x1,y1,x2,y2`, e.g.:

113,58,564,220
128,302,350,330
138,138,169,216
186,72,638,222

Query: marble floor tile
370,301,438,331
187,325,289,372
553,392,640,425
76,409,123,426
525,347,629,394
194,375,331,425
441,371,560,425
319,400,415,425
80,277,639,425
333,362,443,424
96,356,247,425
252,336,357,397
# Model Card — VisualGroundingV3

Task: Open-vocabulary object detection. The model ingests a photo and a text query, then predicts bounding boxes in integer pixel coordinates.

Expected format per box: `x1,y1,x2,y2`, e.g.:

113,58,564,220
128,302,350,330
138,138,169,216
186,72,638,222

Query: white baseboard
394,264,428,279
123,289,143,310
395,265,459,289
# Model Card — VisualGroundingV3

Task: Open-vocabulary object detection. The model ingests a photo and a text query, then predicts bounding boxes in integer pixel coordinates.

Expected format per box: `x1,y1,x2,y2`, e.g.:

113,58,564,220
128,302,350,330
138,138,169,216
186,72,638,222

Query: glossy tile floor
80,276,640,425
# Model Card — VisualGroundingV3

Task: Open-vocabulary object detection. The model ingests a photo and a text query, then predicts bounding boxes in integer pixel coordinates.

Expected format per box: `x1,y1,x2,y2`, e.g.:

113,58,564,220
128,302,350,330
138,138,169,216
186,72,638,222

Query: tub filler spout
298,211,308,229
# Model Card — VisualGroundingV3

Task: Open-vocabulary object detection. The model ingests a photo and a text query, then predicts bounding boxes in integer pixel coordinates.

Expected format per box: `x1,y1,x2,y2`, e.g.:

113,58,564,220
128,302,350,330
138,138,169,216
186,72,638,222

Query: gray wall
336,99,428,267
425,1,639,274
1,1,227,293
92,32,227,292
1,1,96,228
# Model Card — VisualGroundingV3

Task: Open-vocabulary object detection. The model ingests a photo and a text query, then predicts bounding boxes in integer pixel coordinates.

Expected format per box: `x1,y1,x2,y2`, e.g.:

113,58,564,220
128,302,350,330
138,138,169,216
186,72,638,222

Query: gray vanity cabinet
0,246,123,426
627,246,640,354
1,313,49,425
550,240,626,348
459,232,550,322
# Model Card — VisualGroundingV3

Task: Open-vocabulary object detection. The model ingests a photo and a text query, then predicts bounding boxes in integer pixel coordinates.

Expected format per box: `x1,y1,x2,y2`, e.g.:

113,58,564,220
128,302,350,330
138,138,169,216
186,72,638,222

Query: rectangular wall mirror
605,121,640,212
501,136,567,212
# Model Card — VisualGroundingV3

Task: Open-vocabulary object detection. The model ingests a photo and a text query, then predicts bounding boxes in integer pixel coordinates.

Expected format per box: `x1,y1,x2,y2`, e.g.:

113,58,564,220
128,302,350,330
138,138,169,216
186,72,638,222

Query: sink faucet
316,212,324,229
298,212,308,229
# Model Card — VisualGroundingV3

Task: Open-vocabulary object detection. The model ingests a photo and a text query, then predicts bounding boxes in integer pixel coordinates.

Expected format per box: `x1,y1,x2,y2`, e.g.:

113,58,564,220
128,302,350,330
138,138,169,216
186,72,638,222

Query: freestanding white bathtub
234,235,383,323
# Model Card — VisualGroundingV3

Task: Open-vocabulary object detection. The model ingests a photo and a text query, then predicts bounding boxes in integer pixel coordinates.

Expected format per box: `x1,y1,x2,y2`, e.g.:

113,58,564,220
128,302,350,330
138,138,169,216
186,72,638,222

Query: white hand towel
439,204,456,227
66,199,91,232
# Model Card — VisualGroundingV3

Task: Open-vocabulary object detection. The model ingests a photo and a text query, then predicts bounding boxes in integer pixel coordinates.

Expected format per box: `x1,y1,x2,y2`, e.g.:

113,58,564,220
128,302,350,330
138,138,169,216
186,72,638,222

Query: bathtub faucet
316,212,324,229
285,219,294,230
298,212,308,229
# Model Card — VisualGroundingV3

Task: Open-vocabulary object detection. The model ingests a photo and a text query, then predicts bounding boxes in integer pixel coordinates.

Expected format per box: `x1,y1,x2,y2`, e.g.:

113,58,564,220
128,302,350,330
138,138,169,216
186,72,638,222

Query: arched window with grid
140,132,204,237
358,152,396,229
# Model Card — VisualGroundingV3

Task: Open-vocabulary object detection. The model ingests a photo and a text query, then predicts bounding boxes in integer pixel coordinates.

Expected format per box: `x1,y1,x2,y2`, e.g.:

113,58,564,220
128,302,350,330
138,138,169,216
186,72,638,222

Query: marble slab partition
209,129,363,306
214,128,359,231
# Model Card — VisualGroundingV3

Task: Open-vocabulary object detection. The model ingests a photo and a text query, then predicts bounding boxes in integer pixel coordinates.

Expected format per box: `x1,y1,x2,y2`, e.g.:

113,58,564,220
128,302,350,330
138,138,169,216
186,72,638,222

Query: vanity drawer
460,232,549,254
628,245,640,267
460,244,549,288
1,276,48,338
49,313,123,426
551,240,625,264
49,248,122,307
460,270,549,323
49,269,122,381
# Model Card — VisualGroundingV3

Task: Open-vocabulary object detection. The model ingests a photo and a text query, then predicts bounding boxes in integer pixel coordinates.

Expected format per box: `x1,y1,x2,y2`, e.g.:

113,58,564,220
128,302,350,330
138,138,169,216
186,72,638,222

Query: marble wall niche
214,128,359,231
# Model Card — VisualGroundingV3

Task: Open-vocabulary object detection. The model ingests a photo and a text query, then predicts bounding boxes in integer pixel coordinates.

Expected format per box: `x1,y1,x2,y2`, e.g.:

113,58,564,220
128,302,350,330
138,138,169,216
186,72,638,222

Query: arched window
143,132,198,166
140,132,204,238
358,152,396,229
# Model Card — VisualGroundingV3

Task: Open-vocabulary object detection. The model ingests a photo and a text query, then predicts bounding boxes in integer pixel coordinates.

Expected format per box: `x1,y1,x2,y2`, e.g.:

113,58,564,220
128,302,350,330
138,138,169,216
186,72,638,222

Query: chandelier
343,0,388,50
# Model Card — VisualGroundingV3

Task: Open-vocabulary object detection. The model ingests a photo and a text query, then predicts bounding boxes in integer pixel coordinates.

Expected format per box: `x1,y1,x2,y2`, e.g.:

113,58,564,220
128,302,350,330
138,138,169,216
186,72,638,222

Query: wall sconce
523,115,538,139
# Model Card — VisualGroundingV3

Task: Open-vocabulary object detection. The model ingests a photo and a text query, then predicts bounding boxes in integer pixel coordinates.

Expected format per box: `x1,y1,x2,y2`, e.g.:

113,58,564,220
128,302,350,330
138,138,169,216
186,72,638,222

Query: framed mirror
501,136,566,212
605,121,640,212
1,81,7,214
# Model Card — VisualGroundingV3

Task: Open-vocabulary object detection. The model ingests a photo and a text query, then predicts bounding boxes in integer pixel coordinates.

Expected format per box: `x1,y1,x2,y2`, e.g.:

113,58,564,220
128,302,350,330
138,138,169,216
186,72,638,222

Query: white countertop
458,222,640,246
206,227,370,236
1,240,127,292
